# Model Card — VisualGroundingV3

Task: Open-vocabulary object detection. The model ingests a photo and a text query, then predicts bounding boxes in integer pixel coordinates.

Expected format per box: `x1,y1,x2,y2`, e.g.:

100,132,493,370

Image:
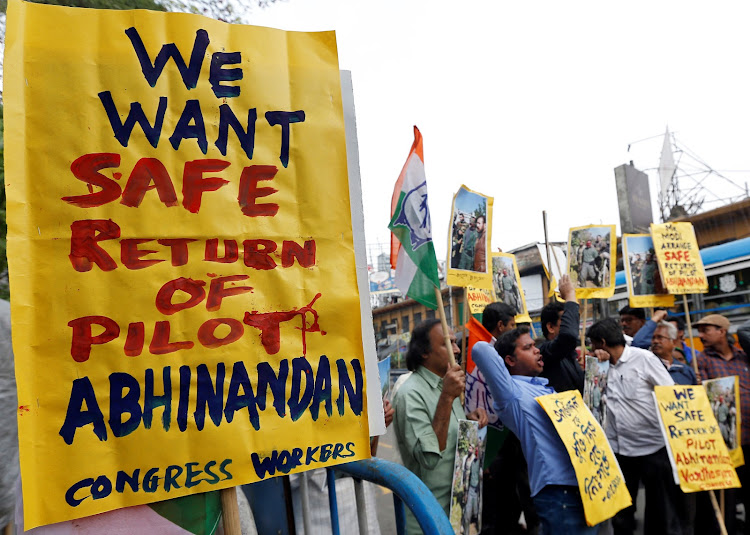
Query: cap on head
694,314,730,330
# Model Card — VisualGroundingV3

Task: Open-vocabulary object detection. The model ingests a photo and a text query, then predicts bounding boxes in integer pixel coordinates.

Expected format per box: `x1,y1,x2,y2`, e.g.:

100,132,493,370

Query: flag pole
434,286,457,367
683,294,700,381
221,487,242,535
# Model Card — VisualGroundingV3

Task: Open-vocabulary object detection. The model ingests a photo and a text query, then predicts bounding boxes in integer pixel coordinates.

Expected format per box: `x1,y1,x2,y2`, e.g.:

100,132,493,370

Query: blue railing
335,458,454,535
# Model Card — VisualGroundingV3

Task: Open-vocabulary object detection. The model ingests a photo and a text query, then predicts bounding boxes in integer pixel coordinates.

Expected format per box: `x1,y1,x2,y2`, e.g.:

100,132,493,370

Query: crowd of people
392,275,750,535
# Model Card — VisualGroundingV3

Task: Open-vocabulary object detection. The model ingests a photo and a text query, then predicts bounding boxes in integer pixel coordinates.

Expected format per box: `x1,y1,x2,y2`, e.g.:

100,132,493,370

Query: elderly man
393,319,487,533
651,321,696,385
587,318,680,535
472,328,598,534
696,314,750,534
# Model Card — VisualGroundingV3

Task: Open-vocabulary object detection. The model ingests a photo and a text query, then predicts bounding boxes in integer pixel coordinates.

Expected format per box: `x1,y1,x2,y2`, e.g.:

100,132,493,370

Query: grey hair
656,321,678,340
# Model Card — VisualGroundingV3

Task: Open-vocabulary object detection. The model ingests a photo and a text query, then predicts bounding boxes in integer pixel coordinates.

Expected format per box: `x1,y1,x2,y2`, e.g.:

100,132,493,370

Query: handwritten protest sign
447,185,493,289
653,385,740,492
622,234,675,308
5,1,371,527
466,286,494,315
537,391,631,526
650,222,708,294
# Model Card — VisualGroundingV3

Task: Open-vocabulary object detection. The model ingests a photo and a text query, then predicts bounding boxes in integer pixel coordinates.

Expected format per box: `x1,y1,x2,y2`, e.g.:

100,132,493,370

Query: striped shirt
698,345,750,445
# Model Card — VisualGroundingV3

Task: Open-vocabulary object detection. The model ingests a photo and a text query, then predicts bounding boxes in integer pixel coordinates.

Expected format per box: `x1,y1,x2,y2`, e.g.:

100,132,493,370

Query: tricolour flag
389,126,440,309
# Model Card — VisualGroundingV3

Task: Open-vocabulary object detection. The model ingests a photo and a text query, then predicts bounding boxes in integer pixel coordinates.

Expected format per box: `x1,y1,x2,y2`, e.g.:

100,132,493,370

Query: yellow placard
566,225,616,299
621,234,675,309
650,222,708,294
703,377,745,468
654,385,740,492
446,185,493,289
466,286,494,315
536,391,632,526
5,1,370,528
490,252,532,323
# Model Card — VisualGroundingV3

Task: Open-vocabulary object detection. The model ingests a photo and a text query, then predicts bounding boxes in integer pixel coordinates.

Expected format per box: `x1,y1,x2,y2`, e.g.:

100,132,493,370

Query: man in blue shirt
473,328,598,534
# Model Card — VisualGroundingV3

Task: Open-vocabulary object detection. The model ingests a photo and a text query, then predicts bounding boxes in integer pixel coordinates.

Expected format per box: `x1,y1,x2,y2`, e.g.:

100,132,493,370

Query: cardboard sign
566,225,616,299
5,1,370,527
653,385,740,492
466,286,494,315
622,234,675,308
537,391,631,526
650,222,708,294
449,420,487,535
446,185,493,289
703,377,745,468
491,252,531,323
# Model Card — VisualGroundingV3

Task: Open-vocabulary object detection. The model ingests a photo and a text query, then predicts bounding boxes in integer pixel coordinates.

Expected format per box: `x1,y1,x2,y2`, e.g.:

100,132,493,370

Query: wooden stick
580,298,588,365
3,524,13,535
461,291,468,374
543,211,553,304
720,488,725,521
709,489,728,535
683,295,700,382
220,487,242,535
434,286,456,367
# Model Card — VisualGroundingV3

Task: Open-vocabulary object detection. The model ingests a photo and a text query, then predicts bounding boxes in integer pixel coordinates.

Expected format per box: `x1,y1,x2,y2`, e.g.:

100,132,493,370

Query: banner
490,252,531,323
536,391,631,526
5,1,370,527
653,385,740,492
622,234,675,308
566,225,616,299
446,185,493,289
650,222,708,294
703,377,745,468
466,286,494,315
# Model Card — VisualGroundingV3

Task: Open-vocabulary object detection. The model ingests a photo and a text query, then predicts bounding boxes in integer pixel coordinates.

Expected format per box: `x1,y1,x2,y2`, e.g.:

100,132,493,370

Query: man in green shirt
393,319,487,533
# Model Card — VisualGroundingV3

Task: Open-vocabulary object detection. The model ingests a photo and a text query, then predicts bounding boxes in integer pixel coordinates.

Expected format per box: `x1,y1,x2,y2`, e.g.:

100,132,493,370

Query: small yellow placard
654,385,740,492
566,225,617,299
537,391,632,526
466,286,494,315
622,234,675,308
446,185,493,289
650,222,708,294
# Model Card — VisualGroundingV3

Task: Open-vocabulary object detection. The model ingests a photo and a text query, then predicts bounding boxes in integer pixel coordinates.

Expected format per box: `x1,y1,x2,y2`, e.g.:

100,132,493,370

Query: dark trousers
613,447,683,535
485,433,539,534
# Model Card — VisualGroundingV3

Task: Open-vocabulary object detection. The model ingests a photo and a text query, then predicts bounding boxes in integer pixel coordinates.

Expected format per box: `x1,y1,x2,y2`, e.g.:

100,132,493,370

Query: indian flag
389,126,440,309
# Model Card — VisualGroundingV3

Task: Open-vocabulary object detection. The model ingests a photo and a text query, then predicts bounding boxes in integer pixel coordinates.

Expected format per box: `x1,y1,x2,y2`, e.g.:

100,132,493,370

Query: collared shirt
660,358,697,385
472,341,578,496
698,345,750,445
606,345,674,457
392,365,465,524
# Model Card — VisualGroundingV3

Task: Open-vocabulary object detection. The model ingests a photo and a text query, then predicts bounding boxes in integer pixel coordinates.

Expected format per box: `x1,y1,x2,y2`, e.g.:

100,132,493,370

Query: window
414,312,423,325
426,309,435,320
402,315,410,332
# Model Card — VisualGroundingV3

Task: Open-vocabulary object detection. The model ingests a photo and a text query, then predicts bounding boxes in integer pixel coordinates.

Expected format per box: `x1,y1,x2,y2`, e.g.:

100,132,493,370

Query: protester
629,308,667,350
480,301,537,534
393,319,487,534
472,328,598,534
651,321,697,386
539,274,584,393
618,306,646,342
696,314,750,534
587,318,681,535
481,301,516,340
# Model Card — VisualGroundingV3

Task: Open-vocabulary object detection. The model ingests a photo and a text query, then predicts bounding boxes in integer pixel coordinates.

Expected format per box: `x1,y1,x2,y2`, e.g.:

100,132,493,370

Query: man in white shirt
587,317,681,535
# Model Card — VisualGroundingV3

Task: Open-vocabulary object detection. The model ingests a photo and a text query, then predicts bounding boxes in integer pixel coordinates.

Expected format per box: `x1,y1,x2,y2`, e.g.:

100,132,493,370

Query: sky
247,0,750,266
